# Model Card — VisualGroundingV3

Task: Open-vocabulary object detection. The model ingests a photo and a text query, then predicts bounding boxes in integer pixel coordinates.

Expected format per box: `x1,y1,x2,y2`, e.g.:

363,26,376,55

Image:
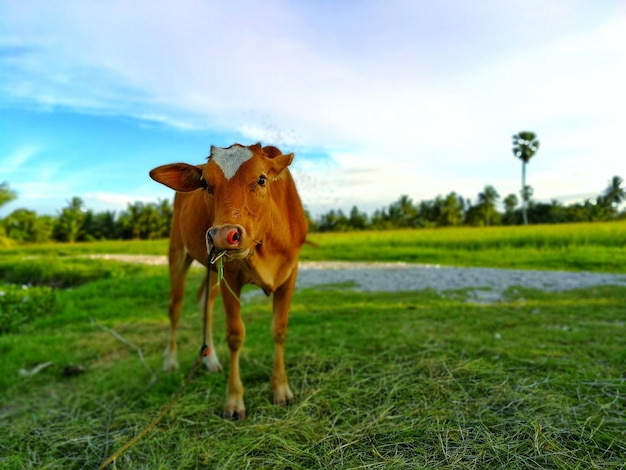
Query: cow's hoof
273,385,294,406
163,349,179,372
202,352,222,373
223,409,246,420
223,395,246,420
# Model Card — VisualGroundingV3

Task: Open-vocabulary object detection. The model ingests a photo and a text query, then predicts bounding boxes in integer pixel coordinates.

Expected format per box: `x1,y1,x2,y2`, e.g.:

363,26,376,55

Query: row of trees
313,176,626,231
1,190,172,243
1,175,624,243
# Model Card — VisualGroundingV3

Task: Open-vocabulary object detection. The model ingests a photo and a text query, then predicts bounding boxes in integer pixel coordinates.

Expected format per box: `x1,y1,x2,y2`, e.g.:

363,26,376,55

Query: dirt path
87,254,626,302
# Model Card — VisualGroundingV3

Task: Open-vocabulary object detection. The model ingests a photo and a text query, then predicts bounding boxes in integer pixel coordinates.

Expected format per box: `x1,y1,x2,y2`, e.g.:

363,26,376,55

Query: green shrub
0,283,56,334
0,257,143,288
0,236,14,248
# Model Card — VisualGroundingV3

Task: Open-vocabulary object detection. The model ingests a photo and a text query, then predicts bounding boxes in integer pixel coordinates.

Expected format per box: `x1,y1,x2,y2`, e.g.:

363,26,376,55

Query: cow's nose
226,228,240,245
207,224,245,251
206,228,216,254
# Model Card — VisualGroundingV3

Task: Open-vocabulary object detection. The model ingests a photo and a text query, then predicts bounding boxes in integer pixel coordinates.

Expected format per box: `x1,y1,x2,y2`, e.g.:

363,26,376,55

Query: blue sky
1,0,625,218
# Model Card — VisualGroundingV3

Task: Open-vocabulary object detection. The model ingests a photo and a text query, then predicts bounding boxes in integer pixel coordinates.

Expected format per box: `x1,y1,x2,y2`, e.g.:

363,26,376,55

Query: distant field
302,221,626,272
2,220,625,273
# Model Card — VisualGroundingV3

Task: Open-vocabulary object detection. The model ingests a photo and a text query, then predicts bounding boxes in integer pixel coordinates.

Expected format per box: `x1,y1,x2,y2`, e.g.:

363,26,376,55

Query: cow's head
150,143,294,261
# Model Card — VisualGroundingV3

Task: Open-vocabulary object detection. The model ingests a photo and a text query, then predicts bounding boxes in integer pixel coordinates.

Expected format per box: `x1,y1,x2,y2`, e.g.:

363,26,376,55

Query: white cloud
0,146,40,174
80,191,160,214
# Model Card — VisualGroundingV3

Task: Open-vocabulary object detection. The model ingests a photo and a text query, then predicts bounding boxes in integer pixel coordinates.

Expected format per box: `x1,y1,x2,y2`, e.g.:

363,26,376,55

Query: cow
149,143,307,419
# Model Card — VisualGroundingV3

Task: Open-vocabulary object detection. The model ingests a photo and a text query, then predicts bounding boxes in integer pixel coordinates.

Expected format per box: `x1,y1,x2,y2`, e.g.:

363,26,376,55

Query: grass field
1,222,625,468
2,220,625,272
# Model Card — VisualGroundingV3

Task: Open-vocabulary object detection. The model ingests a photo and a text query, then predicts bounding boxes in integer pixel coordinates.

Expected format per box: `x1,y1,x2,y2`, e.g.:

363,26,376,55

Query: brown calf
149,143,307,419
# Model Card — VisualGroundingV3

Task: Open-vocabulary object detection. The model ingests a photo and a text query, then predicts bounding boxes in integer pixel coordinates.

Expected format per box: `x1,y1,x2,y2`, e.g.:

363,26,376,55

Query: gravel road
297,261,626,302
89,255,626,302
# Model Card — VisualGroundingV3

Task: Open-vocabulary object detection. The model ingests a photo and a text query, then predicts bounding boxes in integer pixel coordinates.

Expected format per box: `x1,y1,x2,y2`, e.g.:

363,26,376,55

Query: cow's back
268,169,308,253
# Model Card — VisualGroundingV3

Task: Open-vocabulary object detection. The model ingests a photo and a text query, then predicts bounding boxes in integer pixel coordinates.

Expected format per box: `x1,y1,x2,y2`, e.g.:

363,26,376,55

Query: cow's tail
303,239,319,249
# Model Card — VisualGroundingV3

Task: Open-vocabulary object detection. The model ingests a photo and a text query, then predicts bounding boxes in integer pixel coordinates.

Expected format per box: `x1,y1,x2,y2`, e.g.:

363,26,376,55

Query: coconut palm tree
438,192,464,226
388,195,418,228
503,193,518,225
512,131,540,224
53,197,85,242
477,185,500,226
0,182,16,208
604,175,625,207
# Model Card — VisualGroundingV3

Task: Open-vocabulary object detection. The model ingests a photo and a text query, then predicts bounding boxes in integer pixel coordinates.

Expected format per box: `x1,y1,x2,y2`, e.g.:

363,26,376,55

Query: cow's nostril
227,229,240,245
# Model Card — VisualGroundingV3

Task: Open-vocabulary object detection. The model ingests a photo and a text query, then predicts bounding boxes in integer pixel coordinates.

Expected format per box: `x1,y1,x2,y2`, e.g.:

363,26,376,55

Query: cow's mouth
206,229,253,263
211,248,253,263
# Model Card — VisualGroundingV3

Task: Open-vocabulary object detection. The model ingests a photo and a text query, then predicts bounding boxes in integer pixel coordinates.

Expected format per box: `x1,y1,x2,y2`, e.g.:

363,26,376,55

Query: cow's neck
239,247,298,295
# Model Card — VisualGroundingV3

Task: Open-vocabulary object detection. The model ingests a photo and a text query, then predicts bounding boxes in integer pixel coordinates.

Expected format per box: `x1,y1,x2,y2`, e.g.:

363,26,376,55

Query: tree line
0,186,172,243
312,176,625,232
0,175,624,244
3,130,622,242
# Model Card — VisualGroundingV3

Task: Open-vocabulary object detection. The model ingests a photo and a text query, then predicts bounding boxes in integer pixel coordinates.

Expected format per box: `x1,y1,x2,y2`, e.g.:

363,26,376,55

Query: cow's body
150,143,307,419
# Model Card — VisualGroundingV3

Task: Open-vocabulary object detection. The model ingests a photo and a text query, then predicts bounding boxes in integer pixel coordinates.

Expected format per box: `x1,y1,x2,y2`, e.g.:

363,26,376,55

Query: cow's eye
257,175,267,187
200,178,214,194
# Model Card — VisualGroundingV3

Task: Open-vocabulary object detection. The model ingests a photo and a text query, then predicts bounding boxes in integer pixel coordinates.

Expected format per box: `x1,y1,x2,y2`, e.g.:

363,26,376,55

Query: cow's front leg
221,277,246,419
197,273,222,372
271,268,297,405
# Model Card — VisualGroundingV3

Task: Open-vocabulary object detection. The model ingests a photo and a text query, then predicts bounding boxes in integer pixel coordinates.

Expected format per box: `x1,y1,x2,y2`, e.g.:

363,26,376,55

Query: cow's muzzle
206,224,250,261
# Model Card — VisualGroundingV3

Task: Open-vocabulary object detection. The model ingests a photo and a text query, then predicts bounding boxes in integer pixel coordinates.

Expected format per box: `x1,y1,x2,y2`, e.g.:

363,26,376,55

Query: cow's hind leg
271,267,297,405
197,273,222,372
164,251,193,371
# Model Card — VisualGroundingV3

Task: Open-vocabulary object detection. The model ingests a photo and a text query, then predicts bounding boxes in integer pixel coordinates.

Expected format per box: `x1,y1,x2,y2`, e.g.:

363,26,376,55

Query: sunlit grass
2,220,625,272
302,221,626,272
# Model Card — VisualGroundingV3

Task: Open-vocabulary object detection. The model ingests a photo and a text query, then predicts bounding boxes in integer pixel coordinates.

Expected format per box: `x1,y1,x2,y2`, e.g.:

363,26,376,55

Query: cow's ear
268,153,294,180
262,146,282,159
149,163,203,192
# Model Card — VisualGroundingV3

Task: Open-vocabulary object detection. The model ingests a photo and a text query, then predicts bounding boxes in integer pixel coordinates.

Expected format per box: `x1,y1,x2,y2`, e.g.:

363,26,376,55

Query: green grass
1,259,625,469
302,221,626,272
1,224,625,468
0,238,169,257
2,220,625,272
0,283,56,334
0,256,145,288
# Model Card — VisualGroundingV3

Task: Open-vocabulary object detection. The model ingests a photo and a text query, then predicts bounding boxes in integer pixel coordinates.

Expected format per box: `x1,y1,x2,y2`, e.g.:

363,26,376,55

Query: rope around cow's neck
200,253,213,359
201,249,241,359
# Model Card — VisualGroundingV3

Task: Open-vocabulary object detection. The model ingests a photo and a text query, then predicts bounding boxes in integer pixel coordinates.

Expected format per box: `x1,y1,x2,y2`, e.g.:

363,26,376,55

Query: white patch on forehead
210,145,253,180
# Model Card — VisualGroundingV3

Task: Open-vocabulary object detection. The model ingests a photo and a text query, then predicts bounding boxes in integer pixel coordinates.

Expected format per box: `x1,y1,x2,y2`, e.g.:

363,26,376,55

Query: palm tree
388,195,417,228
512,131,540,224
604,176,625,208
503,193,518,224
52,197,85,242
477,185,500,226
0,182,17,208
348,206,368,230
438,192,464,226
156,198,173,237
